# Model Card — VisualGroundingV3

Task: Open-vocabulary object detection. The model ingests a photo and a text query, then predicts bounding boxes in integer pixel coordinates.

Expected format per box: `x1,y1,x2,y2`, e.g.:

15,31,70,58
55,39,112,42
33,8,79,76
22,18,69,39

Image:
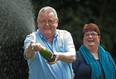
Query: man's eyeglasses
39,19,57,25
84,33,98,37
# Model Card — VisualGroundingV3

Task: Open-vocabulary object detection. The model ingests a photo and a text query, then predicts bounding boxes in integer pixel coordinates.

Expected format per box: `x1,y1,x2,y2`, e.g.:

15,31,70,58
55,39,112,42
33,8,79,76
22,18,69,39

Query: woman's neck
89,46,99,59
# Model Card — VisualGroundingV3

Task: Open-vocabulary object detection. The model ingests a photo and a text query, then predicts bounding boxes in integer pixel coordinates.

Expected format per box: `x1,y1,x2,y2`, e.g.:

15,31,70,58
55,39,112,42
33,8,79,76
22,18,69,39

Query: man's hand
47,54,60,65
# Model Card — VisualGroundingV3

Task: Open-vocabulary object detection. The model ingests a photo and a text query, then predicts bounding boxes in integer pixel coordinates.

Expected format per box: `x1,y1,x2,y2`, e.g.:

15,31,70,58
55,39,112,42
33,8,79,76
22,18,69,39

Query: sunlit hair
37,6,58,20
83,23,100,36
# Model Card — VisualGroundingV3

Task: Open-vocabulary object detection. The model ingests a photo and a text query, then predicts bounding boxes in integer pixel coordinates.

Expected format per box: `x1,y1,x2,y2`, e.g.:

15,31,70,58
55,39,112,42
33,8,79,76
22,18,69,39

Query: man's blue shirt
23,29,76,79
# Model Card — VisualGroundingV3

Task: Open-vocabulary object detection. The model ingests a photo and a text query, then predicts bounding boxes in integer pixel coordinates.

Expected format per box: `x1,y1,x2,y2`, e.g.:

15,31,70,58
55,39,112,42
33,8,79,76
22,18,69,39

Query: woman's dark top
72,51,91,79
72,51,105,79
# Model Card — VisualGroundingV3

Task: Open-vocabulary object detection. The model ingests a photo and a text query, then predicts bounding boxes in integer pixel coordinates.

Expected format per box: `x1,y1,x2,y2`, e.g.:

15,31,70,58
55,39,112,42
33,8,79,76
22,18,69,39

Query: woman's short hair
83,23,100,35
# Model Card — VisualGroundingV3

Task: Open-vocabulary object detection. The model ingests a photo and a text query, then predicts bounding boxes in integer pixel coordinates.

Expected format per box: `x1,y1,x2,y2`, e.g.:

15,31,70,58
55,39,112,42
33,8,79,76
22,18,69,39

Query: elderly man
23,6,76,79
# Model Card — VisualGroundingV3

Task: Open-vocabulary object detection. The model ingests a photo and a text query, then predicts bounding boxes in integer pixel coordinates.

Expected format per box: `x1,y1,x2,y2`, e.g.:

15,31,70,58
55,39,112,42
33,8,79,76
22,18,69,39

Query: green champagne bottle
39,47,56,62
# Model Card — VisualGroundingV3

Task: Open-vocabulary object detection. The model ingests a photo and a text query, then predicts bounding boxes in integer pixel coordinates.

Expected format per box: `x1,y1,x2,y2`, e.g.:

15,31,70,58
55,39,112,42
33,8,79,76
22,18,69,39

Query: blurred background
0,0,116,79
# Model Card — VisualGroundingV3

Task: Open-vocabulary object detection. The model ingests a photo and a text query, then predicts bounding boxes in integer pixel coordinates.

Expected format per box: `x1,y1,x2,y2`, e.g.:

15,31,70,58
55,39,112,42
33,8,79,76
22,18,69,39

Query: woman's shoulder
76,51,82,58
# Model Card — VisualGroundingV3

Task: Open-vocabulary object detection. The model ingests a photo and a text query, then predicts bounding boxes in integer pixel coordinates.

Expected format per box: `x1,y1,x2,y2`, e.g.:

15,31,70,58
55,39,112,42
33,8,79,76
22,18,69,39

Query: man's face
37,12,58,39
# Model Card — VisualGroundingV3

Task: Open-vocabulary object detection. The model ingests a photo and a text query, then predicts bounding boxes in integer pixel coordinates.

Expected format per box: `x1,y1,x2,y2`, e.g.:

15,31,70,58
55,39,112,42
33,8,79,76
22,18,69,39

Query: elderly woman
72,23,116,79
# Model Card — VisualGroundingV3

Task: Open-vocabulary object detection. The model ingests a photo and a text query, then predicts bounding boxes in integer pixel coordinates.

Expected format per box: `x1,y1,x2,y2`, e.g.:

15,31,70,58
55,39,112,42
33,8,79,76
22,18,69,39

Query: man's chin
44,32,52,36
44,31,52,35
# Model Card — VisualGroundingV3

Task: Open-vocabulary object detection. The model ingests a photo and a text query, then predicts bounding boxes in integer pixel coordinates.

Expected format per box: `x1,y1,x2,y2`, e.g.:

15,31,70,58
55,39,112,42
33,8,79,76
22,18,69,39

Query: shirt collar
37,29,58,39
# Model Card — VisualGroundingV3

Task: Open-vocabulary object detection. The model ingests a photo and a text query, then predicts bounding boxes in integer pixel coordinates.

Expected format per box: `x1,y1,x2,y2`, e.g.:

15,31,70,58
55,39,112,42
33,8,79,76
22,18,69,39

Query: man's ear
37,20,40,28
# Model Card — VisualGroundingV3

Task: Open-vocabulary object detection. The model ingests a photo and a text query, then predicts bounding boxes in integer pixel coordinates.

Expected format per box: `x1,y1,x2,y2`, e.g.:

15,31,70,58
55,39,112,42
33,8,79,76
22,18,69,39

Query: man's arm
55,49,76,63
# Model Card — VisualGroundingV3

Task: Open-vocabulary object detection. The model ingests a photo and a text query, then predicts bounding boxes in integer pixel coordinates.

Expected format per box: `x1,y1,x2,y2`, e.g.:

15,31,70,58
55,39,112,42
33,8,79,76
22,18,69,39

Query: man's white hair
37,6,58,20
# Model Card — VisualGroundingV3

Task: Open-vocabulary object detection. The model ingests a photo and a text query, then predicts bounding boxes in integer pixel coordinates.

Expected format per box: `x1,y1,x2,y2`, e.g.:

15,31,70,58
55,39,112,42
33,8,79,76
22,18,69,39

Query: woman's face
83,31,100,49
37,12,58,39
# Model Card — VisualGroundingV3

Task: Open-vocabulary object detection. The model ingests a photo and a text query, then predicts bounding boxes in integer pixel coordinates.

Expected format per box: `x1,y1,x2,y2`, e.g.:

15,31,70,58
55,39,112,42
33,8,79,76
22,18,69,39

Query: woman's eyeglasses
84,33,98,37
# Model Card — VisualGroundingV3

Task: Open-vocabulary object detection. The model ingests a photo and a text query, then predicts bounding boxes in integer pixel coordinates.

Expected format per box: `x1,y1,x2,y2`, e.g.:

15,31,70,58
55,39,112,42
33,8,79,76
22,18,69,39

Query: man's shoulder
56,29,70,34
27,32,36,37
26,31,37,40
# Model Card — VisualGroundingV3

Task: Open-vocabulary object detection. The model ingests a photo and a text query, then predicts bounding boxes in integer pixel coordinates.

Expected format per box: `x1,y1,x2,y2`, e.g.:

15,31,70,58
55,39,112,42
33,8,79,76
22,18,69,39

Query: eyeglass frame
39,19,58,25
84,32,99,37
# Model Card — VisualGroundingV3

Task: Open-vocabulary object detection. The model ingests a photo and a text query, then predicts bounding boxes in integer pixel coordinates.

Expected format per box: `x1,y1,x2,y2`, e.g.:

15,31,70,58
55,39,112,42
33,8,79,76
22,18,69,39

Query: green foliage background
31,0,116,58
